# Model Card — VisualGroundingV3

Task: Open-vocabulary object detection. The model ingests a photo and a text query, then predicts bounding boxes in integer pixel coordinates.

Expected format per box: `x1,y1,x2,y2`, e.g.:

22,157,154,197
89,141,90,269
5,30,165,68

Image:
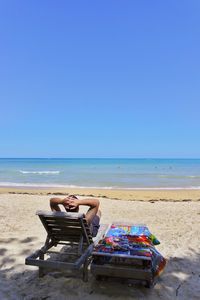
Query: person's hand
66,198,79,210
62,198,70,210
62,197,79,211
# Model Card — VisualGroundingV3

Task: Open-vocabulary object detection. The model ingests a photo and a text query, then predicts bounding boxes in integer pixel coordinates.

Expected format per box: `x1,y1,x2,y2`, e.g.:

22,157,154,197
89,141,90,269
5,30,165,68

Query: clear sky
0,1,200,158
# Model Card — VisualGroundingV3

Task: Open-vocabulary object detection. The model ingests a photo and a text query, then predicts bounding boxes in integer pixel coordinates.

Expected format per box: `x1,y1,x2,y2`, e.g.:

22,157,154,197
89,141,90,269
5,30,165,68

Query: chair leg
83,257,92,282
39,252,45,278
39,267,44,278
145,278,155,288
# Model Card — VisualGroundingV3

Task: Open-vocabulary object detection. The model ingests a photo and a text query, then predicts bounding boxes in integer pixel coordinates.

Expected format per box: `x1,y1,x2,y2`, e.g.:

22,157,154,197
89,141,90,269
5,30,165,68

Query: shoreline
1,186,200,201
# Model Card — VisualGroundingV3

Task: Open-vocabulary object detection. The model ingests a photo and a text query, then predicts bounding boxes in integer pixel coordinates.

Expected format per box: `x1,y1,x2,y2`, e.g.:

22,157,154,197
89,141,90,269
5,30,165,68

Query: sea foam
0,182,200,190
19,170,60,175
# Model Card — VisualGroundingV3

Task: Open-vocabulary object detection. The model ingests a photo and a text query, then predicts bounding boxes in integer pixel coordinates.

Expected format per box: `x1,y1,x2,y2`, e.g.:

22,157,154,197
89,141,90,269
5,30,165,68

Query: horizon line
0,157,200,160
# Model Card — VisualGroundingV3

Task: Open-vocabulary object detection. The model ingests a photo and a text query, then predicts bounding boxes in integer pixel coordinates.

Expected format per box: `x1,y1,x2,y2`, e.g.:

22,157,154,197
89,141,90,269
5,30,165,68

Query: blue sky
0,1,200,158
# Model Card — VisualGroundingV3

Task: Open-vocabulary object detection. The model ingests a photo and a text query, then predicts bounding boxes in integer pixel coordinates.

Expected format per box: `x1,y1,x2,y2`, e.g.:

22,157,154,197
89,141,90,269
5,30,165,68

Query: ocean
0,158,200,189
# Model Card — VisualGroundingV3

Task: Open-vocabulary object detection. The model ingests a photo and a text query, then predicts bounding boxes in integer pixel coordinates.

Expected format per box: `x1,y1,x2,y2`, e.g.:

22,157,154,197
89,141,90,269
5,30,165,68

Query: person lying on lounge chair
50,195,101,237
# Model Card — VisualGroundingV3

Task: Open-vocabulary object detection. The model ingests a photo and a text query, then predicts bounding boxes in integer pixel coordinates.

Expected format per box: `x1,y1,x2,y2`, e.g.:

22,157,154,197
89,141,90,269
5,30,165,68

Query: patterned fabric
106,224,160,245
93,224,166,277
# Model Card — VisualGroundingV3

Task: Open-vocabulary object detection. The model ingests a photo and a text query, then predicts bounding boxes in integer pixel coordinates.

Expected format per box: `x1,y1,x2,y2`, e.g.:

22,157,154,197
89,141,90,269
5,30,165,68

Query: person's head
64,195,79,212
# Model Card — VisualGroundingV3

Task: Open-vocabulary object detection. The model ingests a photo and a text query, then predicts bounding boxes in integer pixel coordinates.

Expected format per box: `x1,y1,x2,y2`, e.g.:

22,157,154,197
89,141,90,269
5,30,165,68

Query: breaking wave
0,182,200,190
19,170,60,175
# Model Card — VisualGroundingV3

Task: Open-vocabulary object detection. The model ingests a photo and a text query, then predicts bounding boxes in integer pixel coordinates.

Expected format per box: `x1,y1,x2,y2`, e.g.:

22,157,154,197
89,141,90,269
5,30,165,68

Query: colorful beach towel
94,224,166,277
106,224,160,245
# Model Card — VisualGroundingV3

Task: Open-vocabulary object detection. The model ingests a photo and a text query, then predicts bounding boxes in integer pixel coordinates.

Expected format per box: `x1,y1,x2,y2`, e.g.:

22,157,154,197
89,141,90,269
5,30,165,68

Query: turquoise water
0,158,200,189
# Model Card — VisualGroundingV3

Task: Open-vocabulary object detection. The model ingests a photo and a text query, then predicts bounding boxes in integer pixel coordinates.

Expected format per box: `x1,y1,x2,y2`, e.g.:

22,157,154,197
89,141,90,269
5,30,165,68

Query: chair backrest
36,210,93,245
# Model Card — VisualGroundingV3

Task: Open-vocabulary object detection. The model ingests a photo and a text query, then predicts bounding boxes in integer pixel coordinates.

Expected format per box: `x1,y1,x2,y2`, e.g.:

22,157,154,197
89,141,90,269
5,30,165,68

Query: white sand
0,194,200,300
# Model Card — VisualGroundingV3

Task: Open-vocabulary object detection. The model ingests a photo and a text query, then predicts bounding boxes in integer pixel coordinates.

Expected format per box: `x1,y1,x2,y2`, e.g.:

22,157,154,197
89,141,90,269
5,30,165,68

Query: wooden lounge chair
25,210,96,281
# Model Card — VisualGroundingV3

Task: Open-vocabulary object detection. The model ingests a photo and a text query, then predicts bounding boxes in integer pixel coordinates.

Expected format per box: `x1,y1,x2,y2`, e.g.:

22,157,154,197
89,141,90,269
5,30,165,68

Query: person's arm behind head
67,198,100,224
50,196,79,212
84,198,100,225
50,197,64,211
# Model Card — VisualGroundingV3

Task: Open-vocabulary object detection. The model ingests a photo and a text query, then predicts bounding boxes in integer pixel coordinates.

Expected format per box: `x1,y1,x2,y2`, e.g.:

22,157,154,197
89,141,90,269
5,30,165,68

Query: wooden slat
36,210,85,219
47,251,78,256
50,234,82,240
47,229,84,236
50,235,82,240
47,226,81,232
47,230,82,236
43,217,80,224
50,236,80,240
46,224,82,229
26,257,80,270
92,252,151,261
48,227,83,233
44,221,82,227
46,223,82,228
90,263,152,280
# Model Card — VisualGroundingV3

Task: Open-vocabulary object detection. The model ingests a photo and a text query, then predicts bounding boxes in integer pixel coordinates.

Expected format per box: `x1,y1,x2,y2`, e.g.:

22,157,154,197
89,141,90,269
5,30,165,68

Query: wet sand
0,186,200,201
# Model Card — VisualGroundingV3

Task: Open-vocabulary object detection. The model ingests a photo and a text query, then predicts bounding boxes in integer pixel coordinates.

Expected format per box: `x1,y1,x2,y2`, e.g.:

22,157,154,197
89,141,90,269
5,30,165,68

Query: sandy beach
1,190,200,300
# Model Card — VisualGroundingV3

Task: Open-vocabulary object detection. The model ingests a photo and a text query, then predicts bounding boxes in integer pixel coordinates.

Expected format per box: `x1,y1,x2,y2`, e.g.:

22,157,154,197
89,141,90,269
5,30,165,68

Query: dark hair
68,195,78,199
